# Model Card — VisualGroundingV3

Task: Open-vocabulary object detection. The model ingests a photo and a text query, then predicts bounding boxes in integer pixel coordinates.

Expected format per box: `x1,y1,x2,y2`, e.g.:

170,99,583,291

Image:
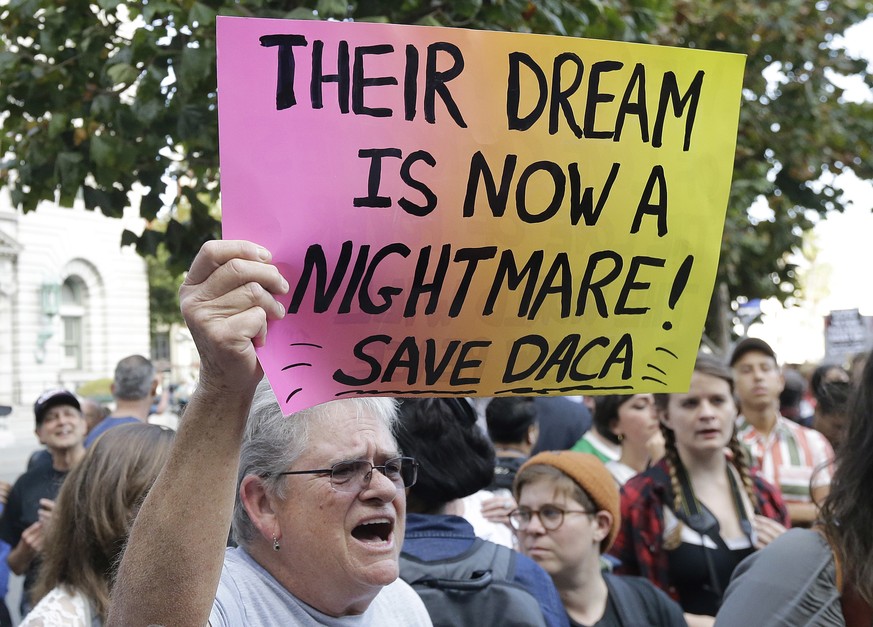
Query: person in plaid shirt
609,354,788,626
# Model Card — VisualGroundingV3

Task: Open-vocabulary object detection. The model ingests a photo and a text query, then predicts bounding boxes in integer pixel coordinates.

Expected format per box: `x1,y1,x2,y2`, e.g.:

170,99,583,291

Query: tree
2,0,871,347
649,1,873,350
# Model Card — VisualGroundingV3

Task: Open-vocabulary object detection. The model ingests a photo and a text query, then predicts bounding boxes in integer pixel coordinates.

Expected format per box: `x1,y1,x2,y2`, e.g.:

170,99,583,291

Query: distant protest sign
216,16,745,413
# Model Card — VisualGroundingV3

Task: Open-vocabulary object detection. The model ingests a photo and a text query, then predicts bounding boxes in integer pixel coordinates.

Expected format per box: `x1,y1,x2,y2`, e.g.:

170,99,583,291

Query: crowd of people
0,239,870,626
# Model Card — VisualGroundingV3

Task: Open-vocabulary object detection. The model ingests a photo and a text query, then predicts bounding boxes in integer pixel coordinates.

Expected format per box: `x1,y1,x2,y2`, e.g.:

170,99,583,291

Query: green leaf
89,135,114,168
106,63,139,86
189,2,217,28
47,113,68,138
284,8,319,19
316,0,349,18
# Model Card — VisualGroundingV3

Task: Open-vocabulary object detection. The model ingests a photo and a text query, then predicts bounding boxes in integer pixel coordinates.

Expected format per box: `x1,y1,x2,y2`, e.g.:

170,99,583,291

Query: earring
617,434,624,442
272,534,280,552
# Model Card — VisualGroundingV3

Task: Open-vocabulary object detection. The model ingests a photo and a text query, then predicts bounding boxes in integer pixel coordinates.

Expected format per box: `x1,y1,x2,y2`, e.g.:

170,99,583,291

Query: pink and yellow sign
216,16,746,413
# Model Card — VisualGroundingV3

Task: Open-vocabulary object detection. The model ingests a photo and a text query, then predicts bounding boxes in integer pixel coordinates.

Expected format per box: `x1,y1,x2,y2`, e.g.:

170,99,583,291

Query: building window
152,330,171,363
60,276,86,370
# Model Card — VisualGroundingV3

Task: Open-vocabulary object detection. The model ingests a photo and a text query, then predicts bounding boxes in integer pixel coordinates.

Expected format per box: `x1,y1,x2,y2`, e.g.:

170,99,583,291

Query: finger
185,240,273,286
185,283,285,339
183,256,288,303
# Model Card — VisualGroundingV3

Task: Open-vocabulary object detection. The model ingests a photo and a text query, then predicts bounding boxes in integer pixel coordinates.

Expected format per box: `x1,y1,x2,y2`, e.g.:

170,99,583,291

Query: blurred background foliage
1,0,872,348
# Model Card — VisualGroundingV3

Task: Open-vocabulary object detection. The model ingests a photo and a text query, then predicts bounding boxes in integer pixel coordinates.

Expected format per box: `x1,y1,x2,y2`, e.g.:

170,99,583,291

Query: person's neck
249,540,380,617
587,431,621,455
494,443,529,457
110,399,150,422
618,442,650,473
558,564,609,626
741,405,779,436
51,444,86,472
677,446,727,480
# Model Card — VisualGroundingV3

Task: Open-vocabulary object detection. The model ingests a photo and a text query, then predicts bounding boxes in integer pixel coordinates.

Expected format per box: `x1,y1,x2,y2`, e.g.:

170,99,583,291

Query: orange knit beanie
517,450,621,551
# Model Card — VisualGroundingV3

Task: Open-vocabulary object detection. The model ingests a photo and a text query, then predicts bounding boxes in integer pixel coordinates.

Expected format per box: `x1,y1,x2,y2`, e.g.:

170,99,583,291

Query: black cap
34,389,80,426
729,337,777,367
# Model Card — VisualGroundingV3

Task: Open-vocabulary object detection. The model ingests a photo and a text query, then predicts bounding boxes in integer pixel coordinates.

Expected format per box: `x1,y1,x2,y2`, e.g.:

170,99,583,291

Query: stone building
0,192,152,405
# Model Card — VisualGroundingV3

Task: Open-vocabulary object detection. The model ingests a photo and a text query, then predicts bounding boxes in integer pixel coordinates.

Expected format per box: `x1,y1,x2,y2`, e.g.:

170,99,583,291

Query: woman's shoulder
19,585,92,627
716,529,841,627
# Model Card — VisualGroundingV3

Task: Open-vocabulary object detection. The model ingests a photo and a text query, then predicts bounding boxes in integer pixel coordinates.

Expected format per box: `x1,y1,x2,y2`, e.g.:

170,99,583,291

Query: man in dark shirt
0,389,87,617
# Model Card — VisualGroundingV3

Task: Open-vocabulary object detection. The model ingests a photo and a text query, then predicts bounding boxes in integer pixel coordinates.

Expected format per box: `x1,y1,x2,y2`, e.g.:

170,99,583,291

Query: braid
662,424,684,550
728,432,758,514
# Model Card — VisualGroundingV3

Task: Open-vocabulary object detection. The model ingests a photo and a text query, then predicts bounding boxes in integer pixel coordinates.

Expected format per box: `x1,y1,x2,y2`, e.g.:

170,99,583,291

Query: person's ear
658,406,673,431
527,423,539,446
239,475,281,543
592,510,613,546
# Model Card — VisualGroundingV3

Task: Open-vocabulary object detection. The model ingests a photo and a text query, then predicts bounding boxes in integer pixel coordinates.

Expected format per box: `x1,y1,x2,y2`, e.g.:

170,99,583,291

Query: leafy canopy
1,0,871,343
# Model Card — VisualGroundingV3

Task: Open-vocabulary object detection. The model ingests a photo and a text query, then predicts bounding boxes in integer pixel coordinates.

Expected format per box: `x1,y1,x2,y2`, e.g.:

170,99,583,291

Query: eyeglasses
264,456,419,493
508,505,594,532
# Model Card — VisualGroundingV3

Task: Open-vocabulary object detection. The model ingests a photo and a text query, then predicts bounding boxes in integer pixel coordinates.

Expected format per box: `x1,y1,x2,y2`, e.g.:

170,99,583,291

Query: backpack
399,538,547,627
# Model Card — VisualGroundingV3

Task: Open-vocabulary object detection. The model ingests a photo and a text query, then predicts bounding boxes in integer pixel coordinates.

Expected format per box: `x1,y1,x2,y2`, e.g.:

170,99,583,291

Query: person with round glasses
512,451,686,627
110,241,432,626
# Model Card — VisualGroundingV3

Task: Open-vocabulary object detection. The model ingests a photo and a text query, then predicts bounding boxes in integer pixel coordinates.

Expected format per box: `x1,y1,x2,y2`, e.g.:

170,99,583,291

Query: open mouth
352,518,393,543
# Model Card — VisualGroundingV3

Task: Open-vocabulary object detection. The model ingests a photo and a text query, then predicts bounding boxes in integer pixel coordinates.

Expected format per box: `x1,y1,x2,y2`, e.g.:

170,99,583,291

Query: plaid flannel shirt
608,458,789,599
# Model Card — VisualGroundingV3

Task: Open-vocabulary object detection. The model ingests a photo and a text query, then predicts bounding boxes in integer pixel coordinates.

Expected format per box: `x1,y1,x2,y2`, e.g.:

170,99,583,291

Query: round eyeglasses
508,505,594,532
263,456,419,493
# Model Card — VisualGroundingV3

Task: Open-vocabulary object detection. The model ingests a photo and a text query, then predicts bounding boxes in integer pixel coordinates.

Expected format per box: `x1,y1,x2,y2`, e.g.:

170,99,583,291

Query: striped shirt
736,415,835,504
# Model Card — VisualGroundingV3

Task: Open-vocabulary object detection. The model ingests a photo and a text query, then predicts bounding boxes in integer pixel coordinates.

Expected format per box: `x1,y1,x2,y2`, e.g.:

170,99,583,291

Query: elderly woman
110,241,431,626
511,451,686,626
21,423,174,626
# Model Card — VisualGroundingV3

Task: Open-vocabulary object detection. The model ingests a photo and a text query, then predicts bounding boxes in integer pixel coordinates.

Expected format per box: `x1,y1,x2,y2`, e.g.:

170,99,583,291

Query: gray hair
231,378,399,547
113,355,156,401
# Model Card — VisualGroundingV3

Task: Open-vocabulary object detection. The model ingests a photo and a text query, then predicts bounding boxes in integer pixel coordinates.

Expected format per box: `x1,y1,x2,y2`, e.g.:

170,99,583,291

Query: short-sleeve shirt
209,547,432,627
0,465,68,601
736,415,835,504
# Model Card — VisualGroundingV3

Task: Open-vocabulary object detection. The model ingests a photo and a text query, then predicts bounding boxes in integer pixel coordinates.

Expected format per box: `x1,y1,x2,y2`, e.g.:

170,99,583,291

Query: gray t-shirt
209,547,432,627
716,528,844,626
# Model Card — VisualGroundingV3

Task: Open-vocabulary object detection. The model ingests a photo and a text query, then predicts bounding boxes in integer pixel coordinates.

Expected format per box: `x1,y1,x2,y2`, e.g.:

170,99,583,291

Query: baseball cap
729,337,777,367
34,389,81,426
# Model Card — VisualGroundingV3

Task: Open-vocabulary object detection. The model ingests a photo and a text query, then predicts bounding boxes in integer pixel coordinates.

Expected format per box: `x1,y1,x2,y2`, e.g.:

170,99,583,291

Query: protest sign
216,16,745,413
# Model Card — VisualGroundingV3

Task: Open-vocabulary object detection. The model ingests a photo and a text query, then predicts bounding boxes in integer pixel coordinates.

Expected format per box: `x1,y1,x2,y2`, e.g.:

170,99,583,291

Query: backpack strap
400,538,504,591
604,573,649,626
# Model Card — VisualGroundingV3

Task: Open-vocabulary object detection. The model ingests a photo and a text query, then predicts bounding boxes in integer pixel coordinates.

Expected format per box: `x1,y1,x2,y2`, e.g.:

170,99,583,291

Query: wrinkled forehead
309,401,399,452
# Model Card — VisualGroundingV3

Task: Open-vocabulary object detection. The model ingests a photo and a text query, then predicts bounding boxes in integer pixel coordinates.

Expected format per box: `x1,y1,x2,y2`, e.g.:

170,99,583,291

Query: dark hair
396,399,495,513
486,397,537,444
819,348,873,605
592,395,635,445
810,364,850,401
32,423,175,620
816,380,851,415
779,368,807,411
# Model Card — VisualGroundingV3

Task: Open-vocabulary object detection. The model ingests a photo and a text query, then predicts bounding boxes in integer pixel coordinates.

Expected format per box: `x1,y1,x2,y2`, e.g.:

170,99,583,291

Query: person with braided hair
609,354,789,626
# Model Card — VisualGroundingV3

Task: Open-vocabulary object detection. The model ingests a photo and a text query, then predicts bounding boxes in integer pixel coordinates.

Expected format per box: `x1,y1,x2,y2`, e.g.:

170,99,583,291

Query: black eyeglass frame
262,456,419,493
508,505,596,532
